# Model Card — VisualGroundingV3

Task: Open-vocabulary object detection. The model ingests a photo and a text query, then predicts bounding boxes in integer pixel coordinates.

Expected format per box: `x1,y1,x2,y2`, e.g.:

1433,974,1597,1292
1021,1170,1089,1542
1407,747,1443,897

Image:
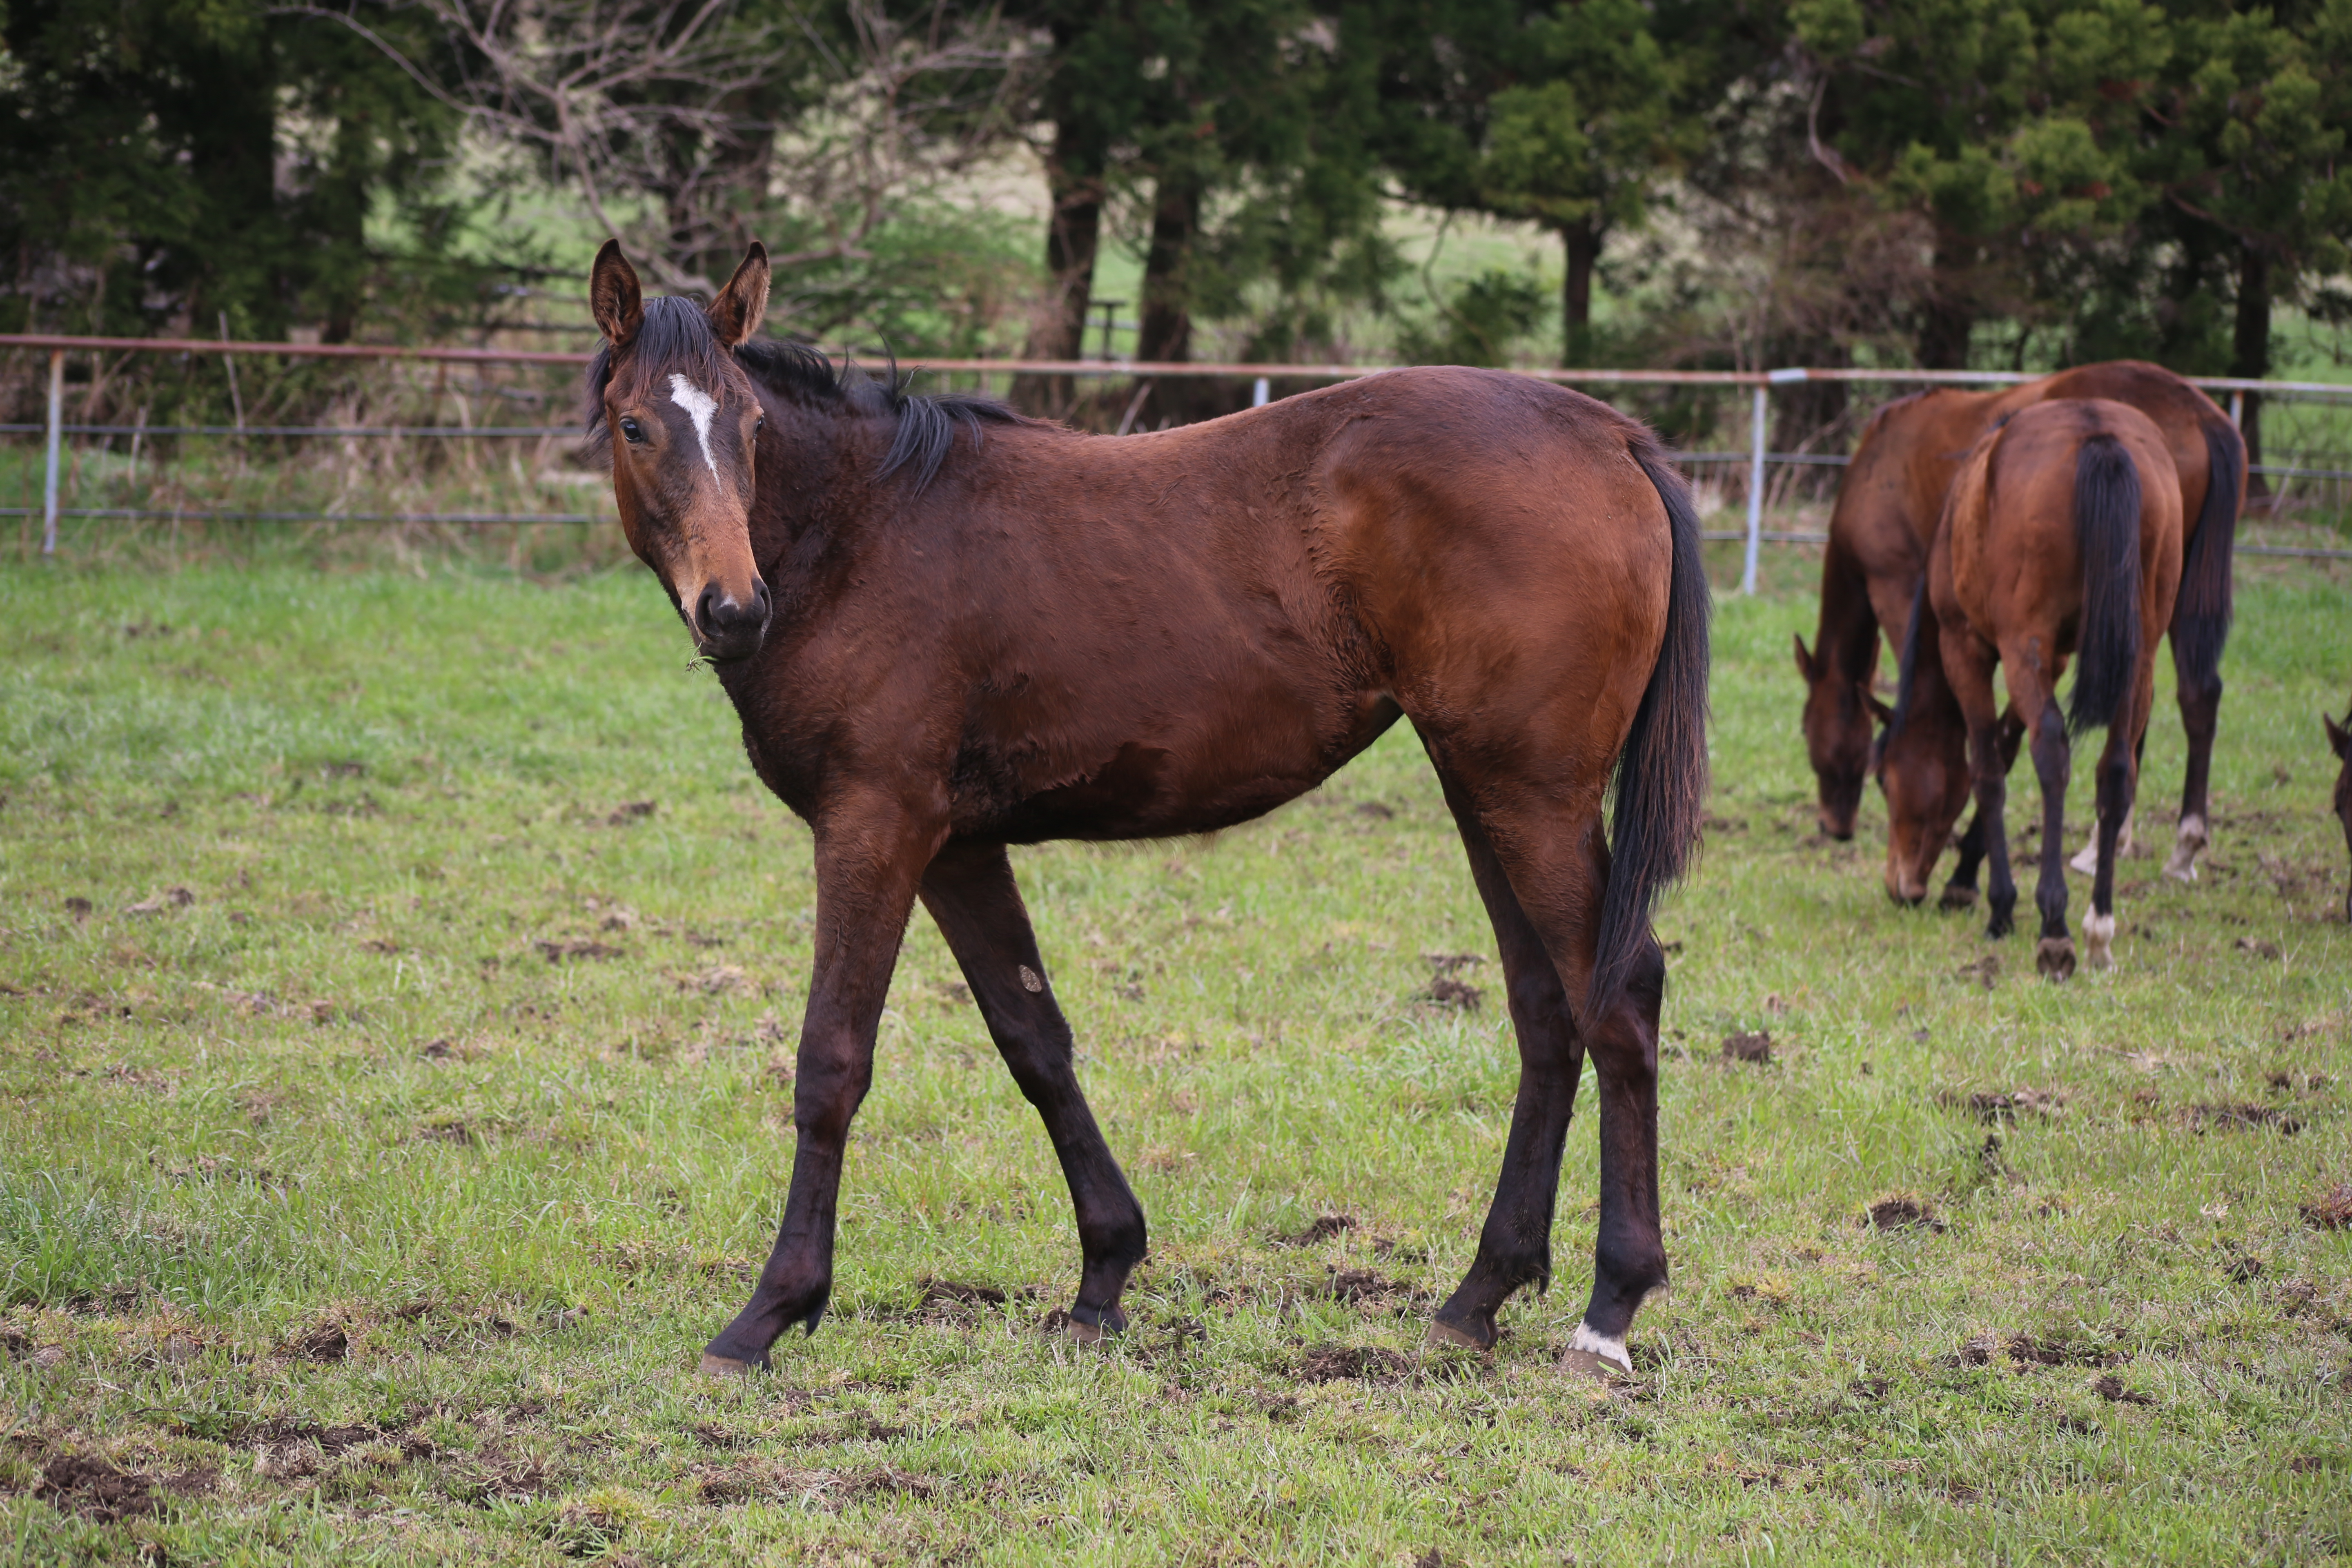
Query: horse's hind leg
1432,781,1666,1375
1425,768,1586,1354
2026,700,2076,980
2085,670,2153,969
2164,633,2221,882
919,841,1148,1339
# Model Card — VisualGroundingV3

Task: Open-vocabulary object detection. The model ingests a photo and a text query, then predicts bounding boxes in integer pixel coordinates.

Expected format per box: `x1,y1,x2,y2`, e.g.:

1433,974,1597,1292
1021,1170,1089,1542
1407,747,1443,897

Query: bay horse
1883,399,2183,978
1795,362,2241,902
585,241,1710,1377
2328,702,2352,922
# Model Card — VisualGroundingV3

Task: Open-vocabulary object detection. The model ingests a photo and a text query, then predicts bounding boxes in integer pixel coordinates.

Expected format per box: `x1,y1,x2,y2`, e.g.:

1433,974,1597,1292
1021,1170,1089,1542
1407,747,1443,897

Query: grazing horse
2328,702,2352,922
1884,400,2183,978
585,241,1710,1377
1795,362,2241,899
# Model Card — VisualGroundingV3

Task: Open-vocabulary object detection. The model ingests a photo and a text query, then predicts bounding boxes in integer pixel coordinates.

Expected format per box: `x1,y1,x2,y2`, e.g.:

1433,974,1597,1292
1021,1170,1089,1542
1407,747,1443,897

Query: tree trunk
1012,118,1107,417
1559,216,1600,367
1915,234,1976,370
1132,173,1207,425
2232,241,2270,491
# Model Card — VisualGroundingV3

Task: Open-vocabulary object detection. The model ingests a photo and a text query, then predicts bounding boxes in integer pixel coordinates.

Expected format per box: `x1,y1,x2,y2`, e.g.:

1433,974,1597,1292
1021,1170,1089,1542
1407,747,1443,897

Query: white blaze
667,374,722,481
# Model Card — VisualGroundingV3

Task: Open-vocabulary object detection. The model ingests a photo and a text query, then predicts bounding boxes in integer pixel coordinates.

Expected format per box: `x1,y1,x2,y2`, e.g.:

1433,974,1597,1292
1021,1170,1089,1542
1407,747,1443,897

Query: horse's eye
619,417,645,444
754,414,764,432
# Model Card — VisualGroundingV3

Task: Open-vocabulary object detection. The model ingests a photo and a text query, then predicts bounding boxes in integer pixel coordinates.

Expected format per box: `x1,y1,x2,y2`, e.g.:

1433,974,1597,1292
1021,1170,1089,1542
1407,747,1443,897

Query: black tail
2170,416,2242,684
2068,433,2143,735
1595,441,1713,1014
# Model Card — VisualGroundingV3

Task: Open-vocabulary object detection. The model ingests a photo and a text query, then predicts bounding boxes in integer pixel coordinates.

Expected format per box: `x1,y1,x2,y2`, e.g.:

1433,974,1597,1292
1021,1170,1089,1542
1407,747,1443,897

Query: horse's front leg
2027,702,2075,980
2163,631,2221,882
702,802,942,1374
919,840,1148,1340
1944,710,2028,909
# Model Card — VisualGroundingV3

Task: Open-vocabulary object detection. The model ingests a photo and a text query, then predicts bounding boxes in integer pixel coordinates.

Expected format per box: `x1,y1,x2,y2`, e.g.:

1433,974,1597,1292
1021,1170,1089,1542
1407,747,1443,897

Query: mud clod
1865,1196,1944,1234
1276,1214,1356,1247
2300,1182,2352,1230
294,1321,349,1362
1722,1030,1772,1064
608,800,657,826
1296,1343,1411,1383
34,1456,164,1521
2092,1374,2154,1405
2186,1103,2303,1135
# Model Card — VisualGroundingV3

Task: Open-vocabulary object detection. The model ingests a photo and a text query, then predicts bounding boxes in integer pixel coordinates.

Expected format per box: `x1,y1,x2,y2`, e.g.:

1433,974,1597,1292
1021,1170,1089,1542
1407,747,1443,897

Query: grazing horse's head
1873,678,1974,907
2328,705,2352,920
1794,635,1886,840
589,240,773,662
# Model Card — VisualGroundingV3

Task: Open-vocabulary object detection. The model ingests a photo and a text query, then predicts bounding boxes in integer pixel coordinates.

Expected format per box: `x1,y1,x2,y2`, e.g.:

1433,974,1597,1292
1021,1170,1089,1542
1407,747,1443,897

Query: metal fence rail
8,334,2348,584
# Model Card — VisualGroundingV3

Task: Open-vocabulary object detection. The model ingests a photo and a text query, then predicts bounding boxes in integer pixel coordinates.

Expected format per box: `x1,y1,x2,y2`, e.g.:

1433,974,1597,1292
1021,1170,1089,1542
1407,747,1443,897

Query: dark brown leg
2166,637,2221,881
1426,769,1588,1353
918,840,1148,1339
702,808,938,1372
2028,703,2076,980
1431,776,1665,1374
1943,711,2026,909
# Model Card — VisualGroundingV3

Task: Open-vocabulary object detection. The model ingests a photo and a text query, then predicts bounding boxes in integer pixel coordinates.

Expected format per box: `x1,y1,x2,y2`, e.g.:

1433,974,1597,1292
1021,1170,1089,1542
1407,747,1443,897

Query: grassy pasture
1,546,2348,1565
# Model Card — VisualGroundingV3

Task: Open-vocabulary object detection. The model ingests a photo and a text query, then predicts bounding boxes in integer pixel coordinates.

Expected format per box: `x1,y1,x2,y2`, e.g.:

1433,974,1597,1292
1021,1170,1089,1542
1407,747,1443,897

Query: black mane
585,295,1032,493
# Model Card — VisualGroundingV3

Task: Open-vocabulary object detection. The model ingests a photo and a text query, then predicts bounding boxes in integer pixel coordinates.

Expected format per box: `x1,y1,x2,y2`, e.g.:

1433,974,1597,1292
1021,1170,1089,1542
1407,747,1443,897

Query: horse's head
590,240,774,662
1873,692,1972,906
1794,635,1882,840
2327,704,2352,919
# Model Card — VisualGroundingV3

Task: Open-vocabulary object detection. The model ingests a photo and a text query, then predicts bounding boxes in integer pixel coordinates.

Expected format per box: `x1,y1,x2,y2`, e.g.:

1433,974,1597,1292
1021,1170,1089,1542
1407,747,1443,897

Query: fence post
2229,390,2244,428
1742,381,1768,595
1252,376,1270,408
42,348,64,555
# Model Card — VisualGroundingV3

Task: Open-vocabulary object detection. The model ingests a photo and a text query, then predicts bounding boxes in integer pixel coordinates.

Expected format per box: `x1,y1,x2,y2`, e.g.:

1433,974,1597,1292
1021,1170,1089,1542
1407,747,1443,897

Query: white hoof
2071,811,2136,875
2084,912,2116,970
2164,815,2207,883
1568,1321,1632,1375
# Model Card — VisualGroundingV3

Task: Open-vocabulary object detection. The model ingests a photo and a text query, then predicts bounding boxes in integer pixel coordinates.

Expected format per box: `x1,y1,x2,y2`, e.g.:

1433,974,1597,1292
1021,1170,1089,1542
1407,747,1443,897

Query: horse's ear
708,243,770,347
1859,681,1895,727
1793,634,1818,683
2326,711,2350,760
591,240,644,351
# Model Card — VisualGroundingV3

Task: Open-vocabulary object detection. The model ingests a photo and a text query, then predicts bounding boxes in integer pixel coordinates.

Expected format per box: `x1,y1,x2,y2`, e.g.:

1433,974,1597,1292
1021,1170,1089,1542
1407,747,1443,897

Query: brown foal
1884,399,2184,978
586,242,1711,1376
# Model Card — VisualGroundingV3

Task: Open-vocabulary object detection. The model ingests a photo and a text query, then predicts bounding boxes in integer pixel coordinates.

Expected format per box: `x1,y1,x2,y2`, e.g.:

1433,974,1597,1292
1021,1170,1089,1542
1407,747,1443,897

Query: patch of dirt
124,887,196,917
1721,1030,1772,1065
64,896,93,923
2184,1102,2303,1135
1274,1214,1356,1247
1325,1267,1419,1310
290,1321,349,1362
2300,1182,2352,1230
1939,1087,2067,1123
695,1462,941,1507
1352,801,1394,820
2001,1333,2120,1368
32,1455,208,1521
1425,976,1482,1010
1422,952,1483,973
902,1278,1027,1324
1296,1343,1412,1383
536,940,623,964
676,965,748,995
1956,953,2001,990
2092,1374,2154,1405
1864,1196,1945,1234
607,800,657,826
2235,936,2284,960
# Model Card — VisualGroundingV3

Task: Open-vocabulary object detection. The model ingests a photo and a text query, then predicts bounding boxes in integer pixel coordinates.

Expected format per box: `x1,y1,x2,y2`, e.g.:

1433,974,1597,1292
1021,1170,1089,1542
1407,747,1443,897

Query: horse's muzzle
694,579,772,661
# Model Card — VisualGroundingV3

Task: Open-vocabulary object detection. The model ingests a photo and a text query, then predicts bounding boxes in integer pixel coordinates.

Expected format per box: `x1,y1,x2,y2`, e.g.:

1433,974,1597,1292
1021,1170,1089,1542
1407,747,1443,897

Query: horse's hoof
1425,1320,1489,1352
1063,1316,1103,1345
1562,1322,1633,1380
2035,937,2076,982
2083,913,2115,970
2164,817,2206,883
1938,884,1979,912
699,1352,761,1378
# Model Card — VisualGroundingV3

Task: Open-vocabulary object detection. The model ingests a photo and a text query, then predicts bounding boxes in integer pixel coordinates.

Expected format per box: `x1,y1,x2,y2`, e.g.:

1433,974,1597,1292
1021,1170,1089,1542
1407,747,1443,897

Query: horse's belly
958,689,1402,844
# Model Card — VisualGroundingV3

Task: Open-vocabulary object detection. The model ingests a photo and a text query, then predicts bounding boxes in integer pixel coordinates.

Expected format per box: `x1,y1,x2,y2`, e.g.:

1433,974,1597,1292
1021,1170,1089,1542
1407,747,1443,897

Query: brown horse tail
2069,432,2143,736
1595,441,1713,1015
2170,415,2243,689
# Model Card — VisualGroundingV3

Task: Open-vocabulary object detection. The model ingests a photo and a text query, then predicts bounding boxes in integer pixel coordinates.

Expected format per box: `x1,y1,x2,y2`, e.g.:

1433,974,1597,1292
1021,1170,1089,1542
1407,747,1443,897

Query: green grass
2,549,2348,1566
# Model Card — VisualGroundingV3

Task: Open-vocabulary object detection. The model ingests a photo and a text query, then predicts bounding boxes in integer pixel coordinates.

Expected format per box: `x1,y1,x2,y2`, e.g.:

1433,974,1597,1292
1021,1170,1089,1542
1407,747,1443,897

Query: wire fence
7,333,2349,588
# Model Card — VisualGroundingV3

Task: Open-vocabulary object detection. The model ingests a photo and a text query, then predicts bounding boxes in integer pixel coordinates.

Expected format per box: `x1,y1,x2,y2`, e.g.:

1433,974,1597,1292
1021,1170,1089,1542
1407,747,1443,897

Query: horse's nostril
750,579,772,622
